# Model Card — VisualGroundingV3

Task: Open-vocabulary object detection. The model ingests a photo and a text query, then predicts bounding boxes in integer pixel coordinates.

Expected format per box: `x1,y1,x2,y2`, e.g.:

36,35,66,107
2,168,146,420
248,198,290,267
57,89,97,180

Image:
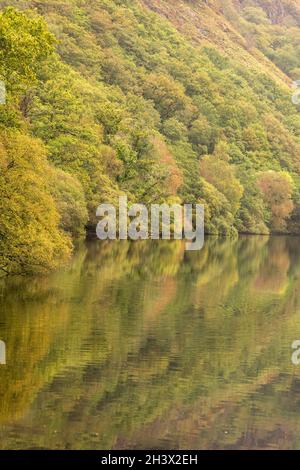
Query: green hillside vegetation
1,0,300,274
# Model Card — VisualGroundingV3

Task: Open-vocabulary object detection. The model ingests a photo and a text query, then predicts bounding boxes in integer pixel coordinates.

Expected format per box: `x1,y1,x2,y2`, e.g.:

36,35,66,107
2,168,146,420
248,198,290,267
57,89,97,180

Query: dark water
1,236,300,450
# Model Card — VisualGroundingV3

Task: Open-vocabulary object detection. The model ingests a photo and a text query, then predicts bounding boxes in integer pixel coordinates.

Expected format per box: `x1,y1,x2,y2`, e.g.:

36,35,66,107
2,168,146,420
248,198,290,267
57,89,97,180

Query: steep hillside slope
141,0,291,84
1,0,300,273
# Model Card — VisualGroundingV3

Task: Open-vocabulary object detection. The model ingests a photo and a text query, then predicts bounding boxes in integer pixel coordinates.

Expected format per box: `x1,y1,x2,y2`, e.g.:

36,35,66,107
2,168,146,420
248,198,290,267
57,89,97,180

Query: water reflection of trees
1,236,300,449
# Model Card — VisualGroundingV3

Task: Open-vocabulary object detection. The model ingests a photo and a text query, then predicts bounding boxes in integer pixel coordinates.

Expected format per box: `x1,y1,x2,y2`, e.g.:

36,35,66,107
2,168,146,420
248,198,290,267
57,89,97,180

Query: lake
0,236,300,450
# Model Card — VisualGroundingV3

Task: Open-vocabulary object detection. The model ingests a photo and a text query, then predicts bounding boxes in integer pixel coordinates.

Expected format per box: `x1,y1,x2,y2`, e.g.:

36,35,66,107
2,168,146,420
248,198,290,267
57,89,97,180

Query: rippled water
1,236,300,449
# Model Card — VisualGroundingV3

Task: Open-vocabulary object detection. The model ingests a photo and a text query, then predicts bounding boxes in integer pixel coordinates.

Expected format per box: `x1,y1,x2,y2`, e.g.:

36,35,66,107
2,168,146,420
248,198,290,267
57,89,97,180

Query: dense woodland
1,0,300,274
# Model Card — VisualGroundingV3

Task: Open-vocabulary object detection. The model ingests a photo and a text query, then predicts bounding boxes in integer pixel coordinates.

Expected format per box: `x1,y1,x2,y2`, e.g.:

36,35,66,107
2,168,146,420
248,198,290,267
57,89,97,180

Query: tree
0,7,55,89
200,143,244,217
50,168,88,238
257,171,294,231
143,73,190,121
0,131,71,275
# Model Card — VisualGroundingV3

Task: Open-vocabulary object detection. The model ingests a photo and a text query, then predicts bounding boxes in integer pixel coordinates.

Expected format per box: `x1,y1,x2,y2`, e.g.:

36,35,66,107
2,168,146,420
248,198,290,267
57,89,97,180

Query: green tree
0,131,71,275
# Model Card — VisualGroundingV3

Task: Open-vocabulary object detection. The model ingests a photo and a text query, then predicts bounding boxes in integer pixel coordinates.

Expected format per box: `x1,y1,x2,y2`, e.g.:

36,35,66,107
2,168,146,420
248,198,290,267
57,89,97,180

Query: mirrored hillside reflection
1,236,300,450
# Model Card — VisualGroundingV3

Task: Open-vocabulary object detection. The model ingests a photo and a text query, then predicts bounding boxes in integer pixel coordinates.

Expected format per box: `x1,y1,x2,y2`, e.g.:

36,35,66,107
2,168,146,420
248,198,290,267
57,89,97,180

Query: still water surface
1,236,300,450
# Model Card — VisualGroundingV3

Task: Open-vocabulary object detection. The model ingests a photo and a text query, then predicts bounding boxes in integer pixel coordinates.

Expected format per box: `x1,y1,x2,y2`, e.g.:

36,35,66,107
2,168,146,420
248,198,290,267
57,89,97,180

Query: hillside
1,0,300,274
